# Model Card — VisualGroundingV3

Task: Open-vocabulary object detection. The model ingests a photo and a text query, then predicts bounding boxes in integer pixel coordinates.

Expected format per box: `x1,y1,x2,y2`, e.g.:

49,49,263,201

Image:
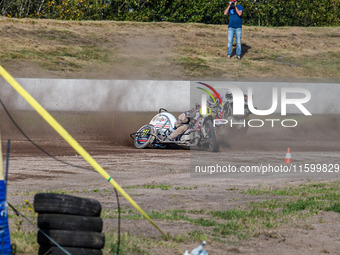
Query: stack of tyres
34,193,105,255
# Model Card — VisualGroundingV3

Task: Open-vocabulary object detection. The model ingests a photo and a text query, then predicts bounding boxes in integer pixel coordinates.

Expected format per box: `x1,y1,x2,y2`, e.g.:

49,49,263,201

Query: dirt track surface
1,109,339,254
5,142,340,255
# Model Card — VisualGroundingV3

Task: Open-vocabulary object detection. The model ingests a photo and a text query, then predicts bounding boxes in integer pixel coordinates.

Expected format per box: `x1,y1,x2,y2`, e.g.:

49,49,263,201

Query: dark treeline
0,0,339,26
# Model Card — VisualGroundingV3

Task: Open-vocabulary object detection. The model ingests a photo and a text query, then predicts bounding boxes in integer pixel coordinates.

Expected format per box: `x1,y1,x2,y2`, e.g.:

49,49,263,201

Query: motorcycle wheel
205,119,219,152
222,116,249,137
134,124,155,149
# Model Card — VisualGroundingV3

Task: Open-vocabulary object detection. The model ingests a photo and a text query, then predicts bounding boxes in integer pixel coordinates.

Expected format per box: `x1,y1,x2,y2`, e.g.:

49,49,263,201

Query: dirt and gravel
1,109,339,254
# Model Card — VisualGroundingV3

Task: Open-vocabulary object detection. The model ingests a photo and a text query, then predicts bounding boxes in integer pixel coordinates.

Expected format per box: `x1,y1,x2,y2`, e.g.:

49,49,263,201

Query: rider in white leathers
167,107,200,141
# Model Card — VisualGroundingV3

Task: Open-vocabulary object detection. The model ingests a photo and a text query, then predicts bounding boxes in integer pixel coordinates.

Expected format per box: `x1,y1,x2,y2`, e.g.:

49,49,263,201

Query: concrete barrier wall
1,79,190,112
192,81,340,114
1,78,339,114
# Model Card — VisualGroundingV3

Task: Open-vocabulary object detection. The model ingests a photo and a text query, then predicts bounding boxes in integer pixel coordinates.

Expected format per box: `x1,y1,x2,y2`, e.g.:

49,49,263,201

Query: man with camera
224,0,244,60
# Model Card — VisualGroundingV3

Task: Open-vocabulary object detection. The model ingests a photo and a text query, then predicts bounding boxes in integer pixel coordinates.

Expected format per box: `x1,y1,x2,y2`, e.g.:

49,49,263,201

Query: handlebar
159,108,168,113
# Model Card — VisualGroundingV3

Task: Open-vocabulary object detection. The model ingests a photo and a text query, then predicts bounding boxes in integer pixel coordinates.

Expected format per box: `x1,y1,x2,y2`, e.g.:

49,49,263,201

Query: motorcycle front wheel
205,119,219,152
134,124,156,149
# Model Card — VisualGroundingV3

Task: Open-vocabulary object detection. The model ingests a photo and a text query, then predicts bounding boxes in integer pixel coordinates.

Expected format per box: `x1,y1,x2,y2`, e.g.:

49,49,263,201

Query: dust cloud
1,78,340,152
0,78,187,147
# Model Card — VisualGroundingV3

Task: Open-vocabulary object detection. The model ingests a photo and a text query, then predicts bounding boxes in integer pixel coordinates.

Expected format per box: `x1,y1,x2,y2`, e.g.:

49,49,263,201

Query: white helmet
225,89,233,102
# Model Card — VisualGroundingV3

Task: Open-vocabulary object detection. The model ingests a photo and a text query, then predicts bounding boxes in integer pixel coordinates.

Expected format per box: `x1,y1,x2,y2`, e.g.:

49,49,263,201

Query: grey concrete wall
1,78,339,114
1,79,190,112
192,81,340,114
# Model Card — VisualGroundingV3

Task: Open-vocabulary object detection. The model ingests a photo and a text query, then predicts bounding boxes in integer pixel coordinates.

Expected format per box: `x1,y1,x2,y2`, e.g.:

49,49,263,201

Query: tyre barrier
34,193,104,255
34,193,101,216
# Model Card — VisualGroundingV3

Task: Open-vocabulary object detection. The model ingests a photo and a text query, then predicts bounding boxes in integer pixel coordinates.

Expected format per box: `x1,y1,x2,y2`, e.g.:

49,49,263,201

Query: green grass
104,232,153,255
101,181,340,245
1,45,114,72
243,181,339,196
11,188,82,197
326,203,340,213
126,184,200,191
10,231,38,254
142,184,172,190
8,200,38,254
103,230,207,254
175,185,198,190
173,55,225,78
124,184,173,190
245,181,340,216
8,181,339,254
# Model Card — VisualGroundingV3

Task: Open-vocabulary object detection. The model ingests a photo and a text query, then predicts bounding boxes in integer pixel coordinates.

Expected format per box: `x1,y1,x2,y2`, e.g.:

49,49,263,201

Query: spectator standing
224,0,244,59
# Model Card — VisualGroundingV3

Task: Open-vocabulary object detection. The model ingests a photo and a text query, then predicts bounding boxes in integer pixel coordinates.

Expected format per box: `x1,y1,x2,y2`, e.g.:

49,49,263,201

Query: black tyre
134,124,155,149
39,246,102,255
34,193,101,217
38,230,105,249
222,115,248,136
205,119,219,152
38,214,103,232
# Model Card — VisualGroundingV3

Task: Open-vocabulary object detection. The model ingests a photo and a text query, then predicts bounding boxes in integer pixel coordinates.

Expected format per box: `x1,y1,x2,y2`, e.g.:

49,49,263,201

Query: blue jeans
227,27,242,56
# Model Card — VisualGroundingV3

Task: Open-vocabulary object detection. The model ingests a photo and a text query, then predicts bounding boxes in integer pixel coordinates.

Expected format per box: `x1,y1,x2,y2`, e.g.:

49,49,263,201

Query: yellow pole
0,66,167,238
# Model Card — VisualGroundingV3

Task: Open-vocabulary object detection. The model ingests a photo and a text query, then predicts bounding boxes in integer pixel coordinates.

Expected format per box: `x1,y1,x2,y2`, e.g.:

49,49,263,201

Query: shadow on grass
231,43,251,58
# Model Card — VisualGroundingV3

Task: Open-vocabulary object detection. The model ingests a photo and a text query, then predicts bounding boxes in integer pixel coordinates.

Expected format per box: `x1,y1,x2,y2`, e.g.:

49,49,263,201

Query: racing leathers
168,108,200,140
